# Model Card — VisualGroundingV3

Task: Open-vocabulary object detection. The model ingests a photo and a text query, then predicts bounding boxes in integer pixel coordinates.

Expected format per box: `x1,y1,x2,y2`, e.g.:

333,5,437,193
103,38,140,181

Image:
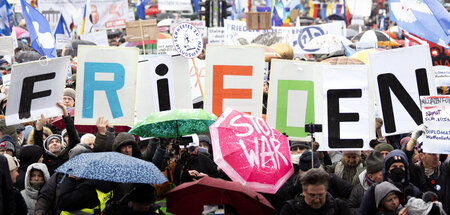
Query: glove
411,124,428,140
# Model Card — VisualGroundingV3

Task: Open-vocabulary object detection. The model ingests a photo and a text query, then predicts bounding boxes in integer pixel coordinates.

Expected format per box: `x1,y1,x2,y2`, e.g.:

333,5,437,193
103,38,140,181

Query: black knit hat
299,151,320,171
366,151,384,174
129,184,156,204
290,140,310,150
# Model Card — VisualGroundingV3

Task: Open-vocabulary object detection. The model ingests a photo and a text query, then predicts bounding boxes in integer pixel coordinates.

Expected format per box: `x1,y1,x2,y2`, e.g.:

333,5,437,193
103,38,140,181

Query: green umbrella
129,109,217,138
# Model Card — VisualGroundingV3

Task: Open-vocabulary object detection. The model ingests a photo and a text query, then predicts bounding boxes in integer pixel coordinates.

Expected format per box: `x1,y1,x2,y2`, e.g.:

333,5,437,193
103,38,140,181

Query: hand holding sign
411,124,428,141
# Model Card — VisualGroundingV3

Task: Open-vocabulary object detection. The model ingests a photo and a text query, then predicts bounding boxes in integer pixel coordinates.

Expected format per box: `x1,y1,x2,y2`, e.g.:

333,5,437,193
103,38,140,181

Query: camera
304,123,322,133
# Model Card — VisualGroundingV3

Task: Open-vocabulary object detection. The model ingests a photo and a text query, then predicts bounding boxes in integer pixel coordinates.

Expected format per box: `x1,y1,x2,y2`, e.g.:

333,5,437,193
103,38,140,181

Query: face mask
291,154,302,165
30,181,45,189
198,147,208,154
388,167,405,183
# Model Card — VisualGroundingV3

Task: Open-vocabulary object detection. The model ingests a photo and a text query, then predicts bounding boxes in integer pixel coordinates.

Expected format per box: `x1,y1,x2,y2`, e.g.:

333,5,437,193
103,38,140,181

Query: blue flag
0,0,12,36
380,15,386,31
272,0,286,26
389,0,450,48
136,0,149,20
20,0,56,58
54,14,71,38
341,41,355,56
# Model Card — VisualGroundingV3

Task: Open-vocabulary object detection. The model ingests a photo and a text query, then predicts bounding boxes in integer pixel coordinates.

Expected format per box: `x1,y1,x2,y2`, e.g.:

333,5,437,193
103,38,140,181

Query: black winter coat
35,172,64,215
279,192,353,215
0,154,15,214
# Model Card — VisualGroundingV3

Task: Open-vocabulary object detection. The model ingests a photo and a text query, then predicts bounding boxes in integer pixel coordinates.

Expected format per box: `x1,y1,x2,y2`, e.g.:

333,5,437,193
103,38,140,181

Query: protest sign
321,65,374,151
135,55,192,122
172,23,203,59
266,60,324,144
188,58,206,103
158,0,193,12
204,45,264,117
75,46,138,126
80,30,109,46
0,36,14,56
370,45,436,136
292,22,345,55
38,0,128,32
5,57,70,125
420,96,450,154
157,39,176,55
434,66,450,95
208,27,226,44
347,0,372,17
170,20,207,38
223,20,291,46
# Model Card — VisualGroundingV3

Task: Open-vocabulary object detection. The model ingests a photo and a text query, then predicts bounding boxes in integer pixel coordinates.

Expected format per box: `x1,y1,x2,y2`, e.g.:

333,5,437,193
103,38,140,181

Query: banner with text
420,95,450,154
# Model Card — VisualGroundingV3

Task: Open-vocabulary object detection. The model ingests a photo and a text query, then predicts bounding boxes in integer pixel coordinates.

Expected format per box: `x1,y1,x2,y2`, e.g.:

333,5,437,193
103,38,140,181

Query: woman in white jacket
20,163,50,215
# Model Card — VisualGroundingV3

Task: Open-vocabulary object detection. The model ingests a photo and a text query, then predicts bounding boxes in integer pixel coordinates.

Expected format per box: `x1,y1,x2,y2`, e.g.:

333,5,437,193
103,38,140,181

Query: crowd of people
0,82,448,215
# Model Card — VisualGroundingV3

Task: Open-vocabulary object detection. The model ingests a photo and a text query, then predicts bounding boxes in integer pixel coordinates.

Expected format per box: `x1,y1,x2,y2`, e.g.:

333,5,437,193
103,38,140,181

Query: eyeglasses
305,192,326,199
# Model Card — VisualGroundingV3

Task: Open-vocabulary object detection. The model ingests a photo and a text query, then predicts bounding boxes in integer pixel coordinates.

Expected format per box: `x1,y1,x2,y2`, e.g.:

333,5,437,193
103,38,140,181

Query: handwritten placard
420,95,450,154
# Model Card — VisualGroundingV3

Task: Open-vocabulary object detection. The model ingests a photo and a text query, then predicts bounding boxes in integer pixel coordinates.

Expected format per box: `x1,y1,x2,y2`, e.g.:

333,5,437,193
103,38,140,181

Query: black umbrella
70,39,96,57
15,51,42,63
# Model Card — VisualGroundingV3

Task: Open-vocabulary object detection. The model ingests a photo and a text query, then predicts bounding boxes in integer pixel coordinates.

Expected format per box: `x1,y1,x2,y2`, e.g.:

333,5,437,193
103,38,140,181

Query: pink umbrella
13,27,28,38
209,108,293,194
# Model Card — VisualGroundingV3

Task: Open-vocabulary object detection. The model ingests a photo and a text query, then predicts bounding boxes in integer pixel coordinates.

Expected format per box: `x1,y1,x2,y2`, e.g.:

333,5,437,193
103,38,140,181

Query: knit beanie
366,151,385,174
63,88,76,101
374,143,394,152
0,140,15,154
18,145,45,169
4,154,19,171
44,134,64,150
290,140,310,150
198,135,211,145
129,184,156,204
385,151,408,170
299,151,320,171
113,132,136,152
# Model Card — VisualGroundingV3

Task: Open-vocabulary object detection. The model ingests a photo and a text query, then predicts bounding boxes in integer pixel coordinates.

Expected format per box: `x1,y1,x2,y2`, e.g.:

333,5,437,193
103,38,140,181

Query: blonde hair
27,127,53,145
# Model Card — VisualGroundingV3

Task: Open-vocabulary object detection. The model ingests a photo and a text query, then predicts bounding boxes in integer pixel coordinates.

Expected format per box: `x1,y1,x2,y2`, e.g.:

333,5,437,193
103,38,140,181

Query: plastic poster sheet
370,45,436,136
75,46,138,126
188,58,206,103
0,36,14,56
5,56,70,125
135,55,192,123
266,60,324,145
321,65,375,151
204,45,265,117
420,95,450,154
38,0,129,32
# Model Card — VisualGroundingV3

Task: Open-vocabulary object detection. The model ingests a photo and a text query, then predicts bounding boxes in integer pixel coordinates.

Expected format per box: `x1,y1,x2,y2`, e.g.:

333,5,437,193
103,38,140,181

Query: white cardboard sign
420,95,450,154
370,45,437,136
75,46,139,126
0,36,14,56
5,57,70,125
204,45,265,117
135,55,192,122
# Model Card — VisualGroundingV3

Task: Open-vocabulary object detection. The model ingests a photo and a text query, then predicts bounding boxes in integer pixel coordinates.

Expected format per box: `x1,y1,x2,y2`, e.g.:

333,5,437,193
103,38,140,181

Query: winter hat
16,124,25,132
290,140,310,150
400,137,411,150
63,88,76,101
18,145,44,169
374,143,394,152
406,197,446,215
366,151,385,174
129,184,156,204
375,181,403,208
44,134,64,150
4,154,19,171
69,143,92,159
23,125,33,143
0,140,15,154
343,151,361,156
198,135,211,145
384,150,408,170
113,132,136,152
299,151,320,171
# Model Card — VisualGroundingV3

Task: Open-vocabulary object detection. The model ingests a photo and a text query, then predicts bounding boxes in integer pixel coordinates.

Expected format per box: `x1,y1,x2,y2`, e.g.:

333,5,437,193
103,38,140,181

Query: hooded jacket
375,181,403,209
16,145,45,191
348,169,372,210
20,163,50,215
112,132,142,158
0,154,15,214
358,150,421,215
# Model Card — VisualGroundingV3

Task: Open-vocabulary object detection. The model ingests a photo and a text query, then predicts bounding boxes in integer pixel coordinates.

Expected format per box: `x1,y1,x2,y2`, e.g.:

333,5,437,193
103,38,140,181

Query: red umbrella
13,27,28,38
209,108,293,194
166,176,275,215
51,109,130,133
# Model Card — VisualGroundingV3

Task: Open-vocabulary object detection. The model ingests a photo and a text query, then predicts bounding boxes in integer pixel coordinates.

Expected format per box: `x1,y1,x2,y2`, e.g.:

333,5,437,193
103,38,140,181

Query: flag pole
192,58,205,101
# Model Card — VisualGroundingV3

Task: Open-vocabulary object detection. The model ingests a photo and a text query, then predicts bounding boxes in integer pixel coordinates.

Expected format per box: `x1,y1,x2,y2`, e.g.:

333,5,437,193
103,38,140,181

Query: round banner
172,23,203,59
